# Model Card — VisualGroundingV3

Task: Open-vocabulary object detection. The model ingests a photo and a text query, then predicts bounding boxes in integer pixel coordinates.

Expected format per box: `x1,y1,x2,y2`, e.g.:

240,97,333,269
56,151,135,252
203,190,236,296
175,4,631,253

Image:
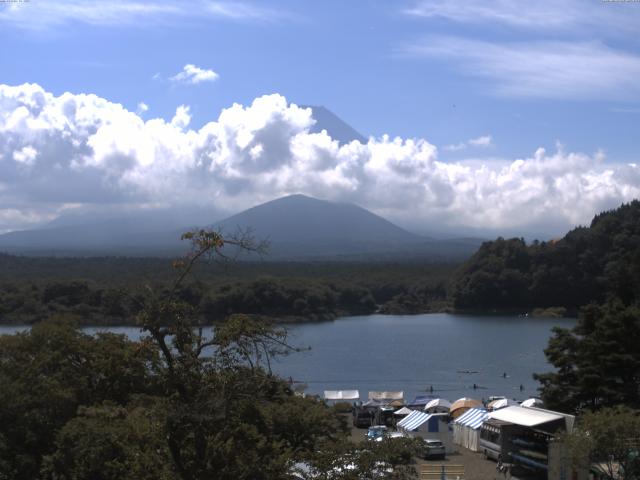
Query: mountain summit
303,106,367,145
215,194,423,248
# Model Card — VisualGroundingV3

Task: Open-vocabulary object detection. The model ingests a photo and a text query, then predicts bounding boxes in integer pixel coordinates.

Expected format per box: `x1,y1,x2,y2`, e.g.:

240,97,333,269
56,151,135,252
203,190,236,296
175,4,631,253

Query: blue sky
2,0,640,236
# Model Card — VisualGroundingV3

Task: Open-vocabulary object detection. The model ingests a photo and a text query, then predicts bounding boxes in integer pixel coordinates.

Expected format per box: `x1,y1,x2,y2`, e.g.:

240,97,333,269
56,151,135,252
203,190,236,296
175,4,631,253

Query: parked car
367,425,388,441
421,439,446,459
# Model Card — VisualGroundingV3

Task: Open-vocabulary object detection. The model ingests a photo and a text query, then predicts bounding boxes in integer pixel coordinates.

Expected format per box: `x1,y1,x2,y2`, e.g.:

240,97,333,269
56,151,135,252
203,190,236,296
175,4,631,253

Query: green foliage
41,402,173,480
301,437,421,479
561,406,640,480
0,317,158,480
535,301,640,412
0,256,456,325
451,201,640,311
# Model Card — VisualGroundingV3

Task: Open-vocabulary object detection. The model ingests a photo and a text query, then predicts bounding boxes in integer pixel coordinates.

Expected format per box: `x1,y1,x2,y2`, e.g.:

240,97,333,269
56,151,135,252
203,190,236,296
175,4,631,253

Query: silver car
422,439,446,459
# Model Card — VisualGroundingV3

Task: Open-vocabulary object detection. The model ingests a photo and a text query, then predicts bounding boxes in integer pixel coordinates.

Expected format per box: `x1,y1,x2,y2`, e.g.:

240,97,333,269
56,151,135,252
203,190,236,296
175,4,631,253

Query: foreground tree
561,406,640,480
535,301,640,413
0,317,158,480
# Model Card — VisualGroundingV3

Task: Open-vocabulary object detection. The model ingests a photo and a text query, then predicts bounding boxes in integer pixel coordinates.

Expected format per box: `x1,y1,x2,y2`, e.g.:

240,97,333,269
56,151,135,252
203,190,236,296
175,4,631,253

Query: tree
132,230,350,480
0,316,158,480
561,406,640,480
41,402,173,480
535,301,640,413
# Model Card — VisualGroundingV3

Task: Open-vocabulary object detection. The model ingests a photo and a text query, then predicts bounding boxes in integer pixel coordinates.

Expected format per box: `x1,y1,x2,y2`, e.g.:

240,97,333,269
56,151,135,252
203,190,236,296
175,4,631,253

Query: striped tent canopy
454,408,489,430
397,410,432,431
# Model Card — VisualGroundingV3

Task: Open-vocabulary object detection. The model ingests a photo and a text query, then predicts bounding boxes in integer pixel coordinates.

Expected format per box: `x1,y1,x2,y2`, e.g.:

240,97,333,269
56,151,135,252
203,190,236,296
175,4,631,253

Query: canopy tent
368,391,404,402
424,398,452,413
453,408,489,452
323,390,360,401
407,395,436,408
397,410,429,430
397,411,454,452
450,397,483,419
489,406,574,433
394,407,413,416
520,398,544,408
487,398,518,410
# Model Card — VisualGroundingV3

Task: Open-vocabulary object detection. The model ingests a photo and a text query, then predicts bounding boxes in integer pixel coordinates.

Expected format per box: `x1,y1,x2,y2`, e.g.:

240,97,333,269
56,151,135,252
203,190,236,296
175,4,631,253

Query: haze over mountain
0,194,482,260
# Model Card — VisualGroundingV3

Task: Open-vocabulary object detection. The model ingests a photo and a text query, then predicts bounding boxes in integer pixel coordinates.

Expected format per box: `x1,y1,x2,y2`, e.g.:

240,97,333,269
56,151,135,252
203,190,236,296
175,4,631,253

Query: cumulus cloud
170,64,219,85
137,102,149,114
1,82,639,235
444,135,492,151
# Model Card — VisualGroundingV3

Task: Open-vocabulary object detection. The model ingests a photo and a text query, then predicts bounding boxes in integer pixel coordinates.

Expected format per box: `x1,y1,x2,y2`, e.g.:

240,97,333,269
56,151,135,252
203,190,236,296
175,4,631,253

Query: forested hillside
450,201,640,311
0,256,453,325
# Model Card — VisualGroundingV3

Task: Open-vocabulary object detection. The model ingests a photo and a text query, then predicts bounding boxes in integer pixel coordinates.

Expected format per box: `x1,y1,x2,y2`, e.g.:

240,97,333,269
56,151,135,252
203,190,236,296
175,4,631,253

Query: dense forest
0,255,453,325
450,201,640,312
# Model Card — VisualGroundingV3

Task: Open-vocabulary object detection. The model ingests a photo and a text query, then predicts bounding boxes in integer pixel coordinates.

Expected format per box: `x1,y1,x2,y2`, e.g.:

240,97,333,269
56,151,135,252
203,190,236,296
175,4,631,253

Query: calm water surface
0,313,575,404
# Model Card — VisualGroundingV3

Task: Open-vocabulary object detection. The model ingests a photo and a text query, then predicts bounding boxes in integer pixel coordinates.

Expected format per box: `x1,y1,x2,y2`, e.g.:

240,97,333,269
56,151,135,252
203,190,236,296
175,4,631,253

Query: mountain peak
300,105,367,145
215,194,418,247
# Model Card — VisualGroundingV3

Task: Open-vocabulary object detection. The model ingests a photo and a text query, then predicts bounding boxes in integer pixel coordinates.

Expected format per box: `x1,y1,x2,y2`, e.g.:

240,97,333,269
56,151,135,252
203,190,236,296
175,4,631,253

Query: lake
0,313,575,404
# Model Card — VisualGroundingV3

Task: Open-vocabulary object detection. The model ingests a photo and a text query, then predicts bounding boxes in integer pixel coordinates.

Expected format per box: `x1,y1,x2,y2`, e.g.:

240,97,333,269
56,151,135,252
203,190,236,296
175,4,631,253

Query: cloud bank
1,83,639,235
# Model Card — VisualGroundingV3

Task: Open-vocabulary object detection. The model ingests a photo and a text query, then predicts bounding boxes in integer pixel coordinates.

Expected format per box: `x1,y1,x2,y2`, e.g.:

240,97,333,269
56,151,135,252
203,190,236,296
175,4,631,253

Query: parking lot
349,422,499,480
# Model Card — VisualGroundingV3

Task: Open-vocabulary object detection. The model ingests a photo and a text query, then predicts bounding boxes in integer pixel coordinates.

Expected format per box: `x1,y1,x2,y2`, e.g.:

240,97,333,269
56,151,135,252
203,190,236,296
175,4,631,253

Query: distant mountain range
0,194,483,260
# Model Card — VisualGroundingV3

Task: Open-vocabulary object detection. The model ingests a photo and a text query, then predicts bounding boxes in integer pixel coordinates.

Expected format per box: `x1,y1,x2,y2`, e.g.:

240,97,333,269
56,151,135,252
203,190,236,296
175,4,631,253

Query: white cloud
403,37,640,100
137,102,149,114
1,82,639,235
468,135,492,147
170,64,219,85
12,146,38,166
444,135,492,151
0,0,285,30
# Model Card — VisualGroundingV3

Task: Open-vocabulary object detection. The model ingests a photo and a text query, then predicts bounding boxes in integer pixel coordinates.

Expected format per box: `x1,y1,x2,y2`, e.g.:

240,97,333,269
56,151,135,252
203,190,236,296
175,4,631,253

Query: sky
1,0,640,237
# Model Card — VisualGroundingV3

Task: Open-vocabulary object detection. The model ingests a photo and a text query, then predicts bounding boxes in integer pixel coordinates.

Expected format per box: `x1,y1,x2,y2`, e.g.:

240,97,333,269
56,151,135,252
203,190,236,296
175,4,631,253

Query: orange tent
449,397,483,418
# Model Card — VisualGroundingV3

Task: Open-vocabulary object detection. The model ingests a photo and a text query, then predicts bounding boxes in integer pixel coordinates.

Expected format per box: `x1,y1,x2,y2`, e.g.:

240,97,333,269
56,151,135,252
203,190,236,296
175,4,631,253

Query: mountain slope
303,105,367,145
216,194,419,244
213,194,480,260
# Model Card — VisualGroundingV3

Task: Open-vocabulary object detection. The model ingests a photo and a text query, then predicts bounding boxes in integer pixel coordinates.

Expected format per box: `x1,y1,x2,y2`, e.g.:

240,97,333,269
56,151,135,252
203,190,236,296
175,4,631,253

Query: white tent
394,407,413,416
487,398,518,410
424,398,452,413
368,391,404,402
520,398,544,408
323,390,360,401
452,408,489,452
397,411,453,452
489,405,574,433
